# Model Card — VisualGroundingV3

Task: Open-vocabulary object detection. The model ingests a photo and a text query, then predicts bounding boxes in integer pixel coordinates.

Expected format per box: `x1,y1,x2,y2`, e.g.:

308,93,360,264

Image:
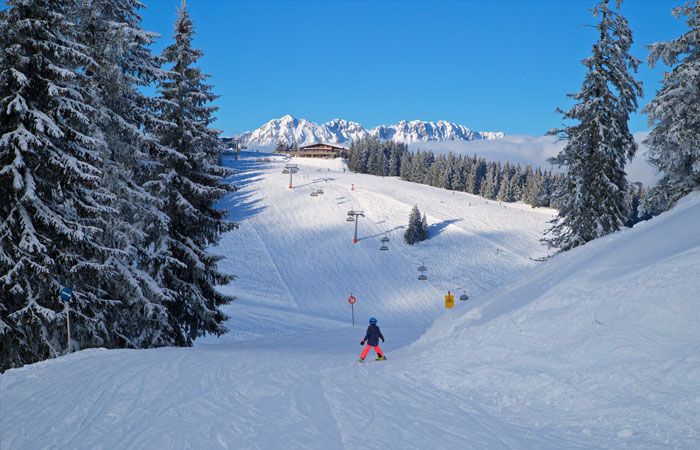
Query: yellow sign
444,292,455,309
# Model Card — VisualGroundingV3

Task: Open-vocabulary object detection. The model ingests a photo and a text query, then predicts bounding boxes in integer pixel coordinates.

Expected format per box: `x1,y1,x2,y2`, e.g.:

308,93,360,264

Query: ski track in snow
2,153,698,449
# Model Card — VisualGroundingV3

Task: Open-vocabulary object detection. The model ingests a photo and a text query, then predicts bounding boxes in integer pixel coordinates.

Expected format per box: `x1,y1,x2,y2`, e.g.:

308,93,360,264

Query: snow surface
1,154,698,449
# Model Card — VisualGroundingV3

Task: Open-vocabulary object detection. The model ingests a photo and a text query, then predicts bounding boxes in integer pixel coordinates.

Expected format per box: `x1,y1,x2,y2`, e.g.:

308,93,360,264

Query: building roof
298,142,348,151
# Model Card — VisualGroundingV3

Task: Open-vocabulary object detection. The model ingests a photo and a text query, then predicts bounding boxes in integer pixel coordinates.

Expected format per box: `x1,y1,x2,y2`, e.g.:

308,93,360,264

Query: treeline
347,136,561,208
0,1,232,371
347,135,650,223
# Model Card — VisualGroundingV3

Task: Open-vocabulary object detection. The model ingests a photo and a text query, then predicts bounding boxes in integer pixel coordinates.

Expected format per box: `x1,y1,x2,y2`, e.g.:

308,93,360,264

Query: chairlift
310,192,318,197
380,245,389,251
417,265,427,272
346,216,355,222
316,189,324,195
381,236,390,244
418,274,428,281
459,294,469,301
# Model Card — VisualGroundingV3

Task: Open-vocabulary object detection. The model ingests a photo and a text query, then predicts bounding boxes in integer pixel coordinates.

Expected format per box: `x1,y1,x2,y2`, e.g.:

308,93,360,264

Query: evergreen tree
496,162,511,202
626,182,650,226
77,0,175,348
440,153,456,190
399,150,412,179
409,150,426,183
511,164,524,200
420,212,429,241
388,144,401,176
367,146,385,176
497,175,510,202
545,0,642,251
539,170,555,207
0,0,118,370
480,163,498,199
404,205,427,245
149,5,234,345
643,1,700,213
470,159,487,195
524,168,543,207
430,156,445,187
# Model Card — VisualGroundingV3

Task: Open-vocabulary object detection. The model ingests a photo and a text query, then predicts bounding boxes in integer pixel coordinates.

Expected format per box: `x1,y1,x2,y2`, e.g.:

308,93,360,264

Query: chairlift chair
310,192,318,197
459,294,469,301
418,274,428,281
282,169,289,174
380,245,389,251
417,265,427,272
346,216,355,222
381,236,390,243
317,189,324,194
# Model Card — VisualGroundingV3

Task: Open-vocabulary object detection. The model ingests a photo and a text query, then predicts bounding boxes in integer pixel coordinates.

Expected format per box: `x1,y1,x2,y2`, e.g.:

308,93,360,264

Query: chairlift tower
283,164,299,189
347,210,365,244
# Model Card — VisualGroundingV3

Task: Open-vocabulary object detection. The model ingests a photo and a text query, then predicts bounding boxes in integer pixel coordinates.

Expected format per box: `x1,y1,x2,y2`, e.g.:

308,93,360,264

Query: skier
359,317,386,362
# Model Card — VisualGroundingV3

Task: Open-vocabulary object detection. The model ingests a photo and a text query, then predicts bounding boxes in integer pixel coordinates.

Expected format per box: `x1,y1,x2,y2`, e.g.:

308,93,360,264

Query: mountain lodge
289,143,347,158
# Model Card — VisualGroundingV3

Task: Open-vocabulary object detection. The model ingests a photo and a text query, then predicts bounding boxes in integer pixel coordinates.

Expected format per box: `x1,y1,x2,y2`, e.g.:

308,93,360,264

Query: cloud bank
410,132,658,186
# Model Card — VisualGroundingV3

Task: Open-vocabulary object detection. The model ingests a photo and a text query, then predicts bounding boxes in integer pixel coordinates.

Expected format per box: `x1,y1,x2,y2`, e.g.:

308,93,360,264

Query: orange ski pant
360,344,383,359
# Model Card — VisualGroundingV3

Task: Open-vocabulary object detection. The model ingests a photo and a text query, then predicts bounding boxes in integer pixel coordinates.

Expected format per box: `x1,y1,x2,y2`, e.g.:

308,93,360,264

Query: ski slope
2,153,698,449
204,153,554,342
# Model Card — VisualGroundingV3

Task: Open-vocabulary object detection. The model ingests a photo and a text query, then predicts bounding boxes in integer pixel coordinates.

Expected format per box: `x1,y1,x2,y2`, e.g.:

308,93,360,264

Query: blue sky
141,0,686,136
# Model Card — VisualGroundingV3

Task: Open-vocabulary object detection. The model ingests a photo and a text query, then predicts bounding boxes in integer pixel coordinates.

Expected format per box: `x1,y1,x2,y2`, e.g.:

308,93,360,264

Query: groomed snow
1,154,697,449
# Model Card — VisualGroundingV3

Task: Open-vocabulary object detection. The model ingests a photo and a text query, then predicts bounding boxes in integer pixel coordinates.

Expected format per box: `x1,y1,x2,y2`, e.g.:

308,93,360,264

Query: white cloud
410,133,659,186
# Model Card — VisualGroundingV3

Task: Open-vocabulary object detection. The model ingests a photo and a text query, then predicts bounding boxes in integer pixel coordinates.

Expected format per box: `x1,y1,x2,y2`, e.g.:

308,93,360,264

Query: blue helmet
369,317,377,325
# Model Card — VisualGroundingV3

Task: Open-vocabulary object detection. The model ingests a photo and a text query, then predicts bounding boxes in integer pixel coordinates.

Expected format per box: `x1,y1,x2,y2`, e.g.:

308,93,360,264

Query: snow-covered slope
207,154,552,338
405,189,700,447
237,115,504,148
1,155,697,449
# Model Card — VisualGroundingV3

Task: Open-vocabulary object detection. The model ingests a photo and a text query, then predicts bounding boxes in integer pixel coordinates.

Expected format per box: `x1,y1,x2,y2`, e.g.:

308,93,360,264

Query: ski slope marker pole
348,294,356,326
60,287,73,353
65,303,71,352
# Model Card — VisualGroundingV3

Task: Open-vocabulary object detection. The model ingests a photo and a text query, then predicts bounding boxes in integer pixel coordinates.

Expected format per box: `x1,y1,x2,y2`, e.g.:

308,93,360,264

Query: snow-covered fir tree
76,0,176,348
0,0,121,370
643,1,700,213
545,0,642,252
420,213,429,240
148,5,234,345
404,205,428,245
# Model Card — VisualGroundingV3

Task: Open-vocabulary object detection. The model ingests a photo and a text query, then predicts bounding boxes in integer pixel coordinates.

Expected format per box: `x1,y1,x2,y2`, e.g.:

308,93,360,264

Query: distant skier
359,317,386,362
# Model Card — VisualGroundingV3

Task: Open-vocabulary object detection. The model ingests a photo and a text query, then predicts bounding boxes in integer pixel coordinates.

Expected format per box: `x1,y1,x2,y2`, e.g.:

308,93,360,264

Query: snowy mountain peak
236,115,504,148
379,119,505,143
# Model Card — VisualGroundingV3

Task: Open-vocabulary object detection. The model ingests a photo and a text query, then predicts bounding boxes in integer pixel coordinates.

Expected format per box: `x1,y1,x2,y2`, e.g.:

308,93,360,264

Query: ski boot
359,357,365,363
375,355,386,361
